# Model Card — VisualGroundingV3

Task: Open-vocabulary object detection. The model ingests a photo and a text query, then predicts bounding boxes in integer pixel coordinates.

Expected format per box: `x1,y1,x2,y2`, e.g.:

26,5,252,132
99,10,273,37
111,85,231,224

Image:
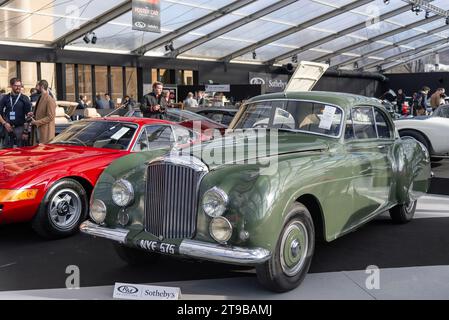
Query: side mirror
140,141,148,150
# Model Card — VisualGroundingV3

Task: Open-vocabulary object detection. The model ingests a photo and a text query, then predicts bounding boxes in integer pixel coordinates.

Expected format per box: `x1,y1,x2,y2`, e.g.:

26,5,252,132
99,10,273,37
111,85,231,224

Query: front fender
393,138,431,204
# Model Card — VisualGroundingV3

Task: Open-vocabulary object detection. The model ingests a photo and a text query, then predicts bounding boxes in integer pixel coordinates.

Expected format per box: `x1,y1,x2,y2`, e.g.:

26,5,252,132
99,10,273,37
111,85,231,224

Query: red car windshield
50,120,138,150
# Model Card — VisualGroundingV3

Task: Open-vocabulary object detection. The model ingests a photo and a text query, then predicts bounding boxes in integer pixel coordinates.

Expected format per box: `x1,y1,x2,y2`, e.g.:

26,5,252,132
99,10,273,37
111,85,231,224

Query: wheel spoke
48,188,83,229
62,194,72,204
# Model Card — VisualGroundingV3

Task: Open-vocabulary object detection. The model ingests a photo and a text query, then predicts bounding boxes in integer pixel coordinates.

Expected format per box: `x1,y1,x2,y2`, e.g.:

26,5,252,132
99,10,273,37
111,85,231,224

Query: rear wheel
32,179,88,239
390,200,417,224
256,203,315,293
114,243,160,266
399,130,431,154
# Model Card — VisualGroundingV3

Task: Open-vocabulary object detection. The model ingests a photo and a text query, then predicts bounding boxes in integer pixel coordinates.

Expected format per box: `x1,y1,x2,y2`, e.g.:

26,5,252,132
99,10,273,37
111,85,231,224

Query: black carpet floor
1,215,449,292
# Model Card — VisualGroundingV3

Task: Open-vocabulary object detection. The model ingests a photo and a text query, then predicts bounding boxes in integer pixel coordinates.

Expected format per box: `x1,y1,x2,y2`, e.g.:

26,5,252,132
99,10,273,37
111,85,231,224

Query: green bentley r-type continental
81,90,431,292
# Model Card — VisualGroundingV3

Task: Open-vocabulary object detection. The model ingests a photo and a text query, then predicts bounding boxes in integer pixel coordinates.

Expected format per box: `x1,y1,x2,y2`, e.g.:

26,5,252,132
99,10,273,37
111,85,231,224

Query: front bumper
80,221,271,265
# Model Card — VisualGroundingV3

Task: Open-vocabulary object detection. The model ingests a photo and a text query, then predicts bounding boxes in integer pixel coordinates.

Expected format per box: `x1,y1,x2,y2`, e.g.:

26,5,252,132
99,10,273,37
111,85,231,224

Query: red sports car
0,117,208,239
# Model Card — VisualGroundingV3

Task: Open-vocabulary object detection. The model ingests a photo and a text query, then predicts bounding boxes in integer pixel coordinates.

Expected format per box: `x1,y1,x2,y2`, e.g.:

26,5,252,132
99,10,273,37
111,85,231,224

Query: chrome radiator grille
145,162,203,239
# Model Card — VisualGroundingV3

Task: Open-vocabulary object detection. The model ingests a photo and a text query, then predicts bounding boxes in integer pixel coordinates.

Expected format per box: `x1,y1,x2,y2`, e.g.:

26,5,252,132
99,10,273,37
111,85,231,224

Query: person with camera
0,78,32,148
140,82,167,119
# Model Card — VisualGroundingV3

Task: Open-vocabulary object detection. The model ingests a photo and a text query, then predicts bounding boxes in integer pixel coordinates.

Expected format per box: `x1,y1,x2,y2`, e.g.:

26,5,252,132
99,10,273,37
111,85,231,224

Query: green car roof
248,91,383,111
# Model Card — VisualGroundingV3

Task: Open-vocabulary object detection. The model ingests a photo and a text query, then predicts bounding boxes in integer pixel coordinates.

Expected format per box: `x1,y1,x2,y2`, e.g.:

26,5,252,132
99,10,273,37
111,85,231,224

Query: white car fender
395,117,449,155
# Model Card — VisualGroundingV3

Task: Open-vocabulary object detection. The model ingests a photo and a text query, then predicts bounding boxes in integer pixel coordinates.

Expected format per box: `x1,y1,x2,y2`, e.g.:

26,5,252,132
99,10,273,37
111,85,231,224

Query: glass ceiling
0,0,448,71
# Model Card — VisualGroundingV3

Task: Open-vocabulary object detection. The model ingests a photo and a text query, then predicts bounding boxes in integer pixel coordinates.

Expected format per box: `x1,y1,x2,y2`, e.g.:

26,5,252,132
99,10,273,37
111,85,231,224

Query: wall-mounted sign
132,0,161,33
205,84,231,93
249,72,289,93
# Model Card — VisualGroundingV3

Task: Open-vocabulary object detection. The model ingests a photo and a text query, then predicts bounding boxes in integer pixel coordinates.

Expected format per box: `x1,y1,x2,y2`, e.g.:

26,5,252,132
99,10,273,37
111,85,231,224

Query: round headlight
210,217,233,244
112,179,134,207
90,199,107,224
202,187,228,218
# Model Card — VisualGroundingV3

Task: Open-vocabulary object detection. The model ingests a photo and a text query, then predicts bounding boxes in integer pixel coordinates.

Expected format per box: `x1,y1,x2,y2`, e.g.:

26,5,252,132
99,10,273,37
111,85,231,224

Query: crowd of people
384,86,447,116
182,91,230,108
0,78,57,148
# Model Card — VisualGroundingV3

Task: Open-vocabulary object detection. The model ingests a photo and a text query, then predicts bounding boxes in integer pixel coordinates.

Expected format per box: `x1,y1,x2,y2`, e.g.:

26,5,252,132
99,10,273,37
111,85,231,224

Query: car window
233,100,343,137
51,121,137,150
435,106,449,118
133,125,174,151
351,107,377,140
375,109,393,139
234,102,273,128
173,126,195,145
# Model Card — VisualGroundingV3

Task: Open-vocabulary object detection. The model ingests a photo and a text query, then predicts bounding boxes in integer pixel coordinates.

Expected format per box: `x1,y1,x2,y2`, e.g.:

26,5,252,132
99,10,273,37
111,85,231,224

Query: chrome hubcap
405,200,415,213
49,189,82,231
280,221,309,277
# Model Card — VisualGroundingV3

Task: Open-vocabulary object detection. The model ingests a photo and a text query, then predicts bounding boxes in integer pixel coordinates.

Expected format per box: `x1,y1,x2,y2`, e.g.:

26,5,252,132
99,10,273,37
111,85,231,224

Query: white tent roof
0,0,448,72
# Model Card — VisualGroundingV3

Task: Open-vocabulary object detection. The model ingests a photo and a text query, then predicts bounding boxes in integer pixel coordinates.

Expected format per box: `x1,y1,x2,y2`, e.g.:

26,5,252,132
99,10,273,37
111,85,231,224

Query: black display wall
385,72,449,96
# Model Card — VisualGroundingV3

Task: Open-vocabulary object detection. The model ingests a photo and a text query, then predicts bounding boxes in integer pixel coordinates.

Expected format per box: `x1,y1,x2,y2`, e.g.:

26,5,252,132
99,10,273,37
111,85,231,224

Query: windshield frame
231,98,345,139
50,119,140,151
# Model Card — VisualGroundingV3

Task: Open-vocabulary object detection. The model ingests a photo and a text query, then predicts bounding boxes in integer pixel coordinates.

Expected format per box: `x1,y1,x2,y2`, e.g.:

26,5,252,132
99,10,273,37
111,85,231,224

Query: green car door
343,106,393,231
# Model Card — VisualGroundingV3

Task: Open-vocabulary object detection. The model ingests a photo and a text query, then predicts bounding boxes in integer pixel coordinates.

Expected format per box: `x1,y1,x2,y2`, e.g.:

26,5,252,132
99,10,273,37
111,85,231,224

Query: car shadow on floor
1,215,449,292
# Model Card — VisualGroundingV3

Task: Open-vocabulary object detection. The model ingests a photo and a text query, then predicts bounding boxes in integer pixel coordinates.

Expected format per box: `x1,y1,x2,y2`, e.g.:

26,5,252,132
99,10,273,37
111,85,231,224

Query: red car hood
0,144,123,180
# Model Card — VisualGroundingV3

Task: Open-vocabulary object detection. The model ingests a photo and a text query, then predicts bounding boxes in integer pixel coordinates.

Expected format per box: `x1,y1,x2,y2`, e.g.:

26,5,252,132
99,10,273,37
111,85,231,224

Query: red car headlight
0,189,39,202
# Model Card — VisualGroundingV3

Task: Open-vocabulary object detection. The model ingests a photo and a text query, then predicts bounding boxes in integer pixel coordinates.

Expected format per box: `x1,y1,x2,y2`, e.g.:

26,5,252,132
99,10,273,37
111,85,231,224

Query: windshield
51,120,138,150
434,106,449,118
233,100,343,137
165,109,210,122
108,108,215,123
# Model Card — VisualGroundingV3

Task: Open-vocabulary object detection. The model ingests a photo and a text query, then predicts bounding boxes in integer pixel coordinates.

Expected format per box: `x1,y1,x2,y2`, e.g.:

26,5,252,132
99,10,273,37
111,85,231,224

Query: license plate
138,240,178,255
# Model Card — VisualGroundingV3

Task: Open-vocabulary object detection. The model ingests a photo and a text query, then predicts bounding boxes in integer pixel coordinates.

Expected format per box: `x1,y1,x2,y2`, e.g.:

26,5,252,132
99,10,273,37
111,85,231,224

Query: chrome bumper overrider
179,239,271,265
80,221,130,244
80,221,271,265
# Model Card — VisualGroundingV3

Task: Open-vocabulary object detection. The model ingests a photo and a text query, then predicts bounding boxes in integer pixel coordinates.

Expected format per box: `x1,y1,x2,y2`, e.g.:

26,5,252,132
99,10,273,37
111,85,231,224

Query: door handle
378,145,386,150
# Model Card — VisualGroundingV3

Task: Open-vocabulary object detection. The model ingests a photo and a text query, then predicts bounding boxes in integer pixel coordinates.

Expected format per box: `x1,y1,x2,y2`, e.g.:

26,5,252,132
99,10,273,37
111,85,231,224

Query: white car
395,104,449,159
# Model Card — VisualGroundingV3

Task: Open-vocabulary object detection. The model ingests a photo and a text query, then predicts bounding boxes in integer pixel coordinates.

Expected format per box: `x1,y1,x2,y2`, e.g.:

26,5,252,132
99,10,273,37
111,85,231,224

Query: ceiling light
83,33,91,44
91,33,97,45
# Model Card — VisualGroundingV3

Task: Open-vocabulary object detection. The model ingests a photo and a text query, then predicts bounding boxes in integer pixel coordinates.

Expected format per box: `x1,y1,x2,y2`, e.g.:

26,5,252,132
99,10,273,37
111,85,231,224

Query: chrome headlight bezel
209,217,233,244
112,179,135,207
202,187,229,218
90,199,107,224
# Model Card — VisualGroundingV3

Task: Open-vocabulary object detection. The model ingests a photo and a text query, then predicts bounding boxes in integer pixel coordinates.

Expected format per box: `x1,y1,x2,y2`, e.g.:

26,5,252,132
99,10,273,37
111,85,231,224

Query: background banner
132,0,161,33
249,72,289,93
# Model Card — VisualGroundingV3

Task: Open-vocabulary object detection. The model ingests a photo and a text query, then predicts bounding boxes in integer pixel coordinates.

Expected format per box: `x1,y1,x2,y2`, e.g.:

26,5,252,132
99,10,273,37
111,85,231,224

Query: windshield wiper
51,141,82,146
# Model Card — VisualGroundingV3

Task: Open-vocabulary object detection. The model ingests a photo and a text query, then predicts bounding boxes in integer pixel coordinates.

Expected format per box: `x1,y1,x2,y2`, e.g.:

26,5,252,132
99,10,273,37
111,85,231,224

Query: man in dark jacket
0,78,32,148
140,82,167,119
414,86,430,116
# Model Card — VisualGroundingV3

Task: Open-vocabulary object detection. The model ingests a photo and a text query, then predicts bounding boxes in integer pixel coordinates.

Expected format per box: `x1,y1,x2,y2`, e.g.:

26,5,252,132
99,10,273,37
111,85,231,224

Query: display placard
113,283,181,300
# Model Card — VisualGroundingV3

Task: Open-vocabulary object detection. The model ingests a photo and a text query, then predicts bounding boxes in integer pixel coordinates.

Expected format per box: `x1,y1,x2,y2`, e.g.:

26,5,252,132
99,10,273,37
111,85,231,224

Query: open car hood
284,61,329,93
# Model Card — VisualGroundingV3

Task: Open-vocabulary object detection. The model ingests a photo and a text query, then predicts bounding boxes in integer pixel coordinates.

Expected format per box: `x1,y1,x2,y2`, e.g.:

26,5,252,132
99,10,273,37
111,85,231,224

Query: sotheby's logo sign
113,283,181,300
249,72,289,93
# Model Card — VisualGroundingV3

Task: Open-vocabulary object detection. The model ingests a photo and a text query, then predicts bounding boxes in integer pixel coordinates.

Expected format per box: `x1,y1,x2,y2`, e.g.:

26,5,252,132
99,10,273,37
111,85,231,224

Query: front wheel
256,203,315,293
32,179,88,239
389,200,417,224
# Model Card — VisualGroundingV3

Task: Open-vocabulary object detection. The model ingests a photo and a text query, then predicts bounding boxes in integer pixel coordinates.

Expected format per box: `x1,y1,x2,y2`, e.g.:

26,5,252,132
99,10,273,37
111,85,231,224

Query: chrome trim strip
148,153,209,173
80,221,129,244
179,239,271,265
